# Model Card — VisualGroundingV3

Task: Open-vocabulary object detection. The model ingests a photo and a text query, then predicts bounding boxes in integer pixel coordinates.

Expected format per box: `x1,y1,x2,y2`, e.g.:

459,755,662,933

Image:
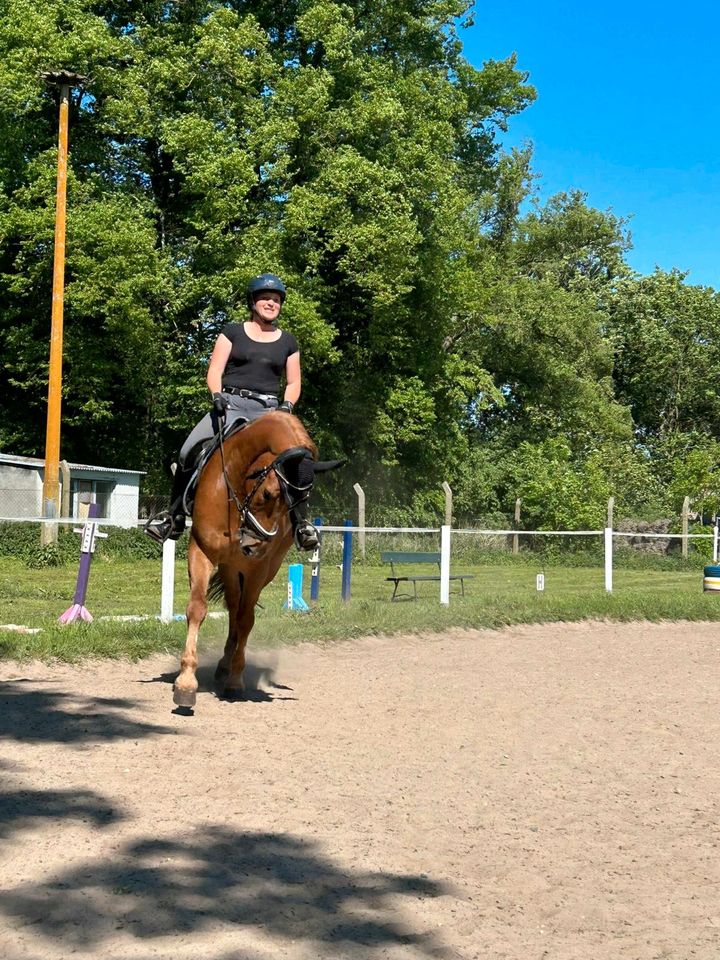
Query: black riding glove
212,392,229,417
278,400,294,413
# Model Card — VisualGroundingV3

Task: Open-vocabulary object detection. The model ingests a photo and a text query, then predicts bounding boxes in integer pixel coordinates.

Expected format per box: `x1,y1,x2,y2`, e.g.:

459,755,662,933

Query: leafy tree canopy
0,1,717,523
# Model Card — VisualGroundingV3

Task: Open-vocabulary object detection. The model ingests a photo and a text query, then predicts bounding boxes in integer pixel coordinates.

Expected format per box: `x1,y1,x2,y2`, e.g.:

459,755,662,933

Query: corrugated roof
0,453,145,476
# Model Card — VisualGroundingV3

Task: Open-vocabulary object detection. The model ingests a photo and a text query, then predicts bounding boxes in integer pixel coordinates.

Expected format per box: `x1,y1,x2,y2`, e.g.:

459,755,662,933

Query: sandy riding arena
1,620,719,960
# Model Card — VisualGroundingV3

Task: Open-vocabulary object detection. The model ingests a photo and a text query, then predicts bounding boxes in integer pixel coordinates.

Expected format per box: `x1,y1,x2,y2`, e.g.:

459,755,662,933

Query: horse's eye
263,489,273,502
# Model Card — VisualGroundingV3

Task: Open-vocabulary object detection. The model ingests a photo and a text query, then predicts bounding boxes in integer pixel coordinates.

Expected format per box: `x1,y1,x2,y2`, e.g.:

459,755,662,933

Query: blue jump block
284,563,309,611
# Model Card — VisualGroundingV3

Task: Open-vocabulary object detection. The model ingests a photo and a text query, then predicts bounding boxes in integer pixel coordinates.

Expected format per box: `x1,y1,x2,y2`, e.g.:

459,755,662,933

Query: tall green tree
609,269,720,439
0,0,534,501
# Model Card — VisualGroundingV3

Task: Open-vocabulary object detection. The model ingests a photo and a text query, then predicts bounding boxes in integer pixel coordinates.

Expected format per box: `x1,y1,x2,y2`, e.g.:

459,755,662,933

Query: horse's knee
187,599,207,624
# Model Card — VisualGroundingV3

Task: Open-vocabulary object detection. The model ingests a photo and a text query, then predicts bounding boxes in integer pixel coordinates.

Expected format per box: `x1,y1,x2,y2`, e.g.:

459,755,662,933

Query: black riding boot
144,465,193,544
290,503,320,551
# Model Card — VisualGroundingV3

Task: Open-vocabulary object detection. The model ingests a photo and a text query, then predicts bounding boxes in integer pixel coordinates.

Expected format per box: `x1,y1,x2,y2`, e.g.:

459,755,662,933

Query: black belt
223,387,278,406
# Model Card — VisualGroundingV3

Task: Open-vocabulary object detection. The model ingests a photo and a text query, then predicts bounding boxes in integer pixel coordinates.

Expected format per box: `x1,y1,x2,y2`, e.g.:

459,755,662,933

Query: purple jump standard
59,502,108,624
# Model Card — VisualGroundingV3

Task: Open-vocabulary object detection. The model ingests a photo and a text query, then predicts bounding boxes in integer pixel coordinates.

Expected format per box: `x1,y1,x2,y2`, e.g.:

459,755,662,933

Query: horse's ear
313,458,346,474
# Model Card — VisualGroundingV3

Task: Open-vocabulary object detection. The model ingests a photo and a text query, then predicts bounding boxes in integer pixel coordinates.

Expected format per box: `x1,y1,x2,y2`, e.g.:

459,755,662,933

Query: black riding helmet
246,273,287,310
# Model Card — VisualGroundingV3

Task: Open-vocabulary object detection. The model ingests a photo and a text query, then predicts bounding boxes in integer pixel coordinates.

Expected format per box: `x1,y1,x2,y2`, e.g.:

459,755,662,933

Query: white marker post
440,524,451,605
604,527,613,592
160,538,176,623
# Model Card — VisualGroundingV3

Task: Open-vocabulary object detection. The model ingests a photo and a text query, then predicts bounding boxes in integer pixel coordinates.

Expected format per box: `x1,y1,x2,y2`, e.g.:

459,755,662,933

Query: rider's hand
212,392,229,417
278,400,294,414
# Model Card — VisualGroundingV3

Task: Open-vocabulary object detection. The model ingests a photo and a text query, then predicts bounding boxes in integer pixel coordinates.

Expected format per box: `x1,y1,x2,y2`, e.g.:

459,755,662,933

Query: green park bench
380,551,474,601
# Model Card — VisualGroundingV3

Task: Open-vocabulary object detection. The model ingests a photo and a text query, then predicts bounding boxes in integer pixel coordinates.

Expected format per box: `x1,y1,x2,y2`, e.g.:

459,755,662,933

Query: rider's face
252,291,282,324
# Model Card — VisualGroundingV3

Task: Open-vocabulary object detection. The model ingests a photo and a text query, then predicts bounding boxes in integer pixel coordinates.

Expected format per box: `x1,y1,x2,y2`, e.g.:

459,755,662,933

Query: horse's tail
207,569,225,604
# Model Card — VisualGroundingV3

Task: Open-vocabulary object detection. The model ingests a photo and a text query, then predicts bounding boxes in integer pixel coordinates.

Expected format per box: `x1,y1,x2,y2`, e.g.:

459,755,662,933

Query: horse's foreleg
174,539,214,708
214,569,242,689
222,586,261,699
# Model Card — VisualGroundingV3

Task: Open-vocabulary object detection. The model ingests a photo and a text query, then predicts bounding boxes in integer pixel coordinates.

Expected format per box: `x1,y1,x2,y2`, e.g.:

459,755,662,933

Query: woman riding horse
145,273,319,550
173,410,329,707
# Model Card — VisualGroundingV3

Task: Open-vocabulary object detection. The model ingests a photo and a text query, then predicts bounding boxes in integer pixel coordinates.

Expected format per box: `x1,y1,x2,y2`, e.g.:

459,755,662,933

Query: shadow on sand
0,679,175,744
0,827,453,958
0,784,123,838
146,657,297,704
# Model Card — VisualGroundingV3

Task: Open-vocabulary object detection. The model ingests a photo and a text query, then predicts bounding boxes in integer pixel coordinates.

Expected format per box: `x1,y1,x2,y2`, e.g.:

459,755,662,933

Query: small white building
0,454,144,527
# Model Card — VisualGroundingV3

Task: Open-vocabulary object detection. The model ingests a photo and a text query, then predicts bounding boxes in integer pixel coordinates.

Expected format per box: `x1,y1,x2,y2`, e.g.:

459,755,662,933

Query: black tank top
220,323,299,394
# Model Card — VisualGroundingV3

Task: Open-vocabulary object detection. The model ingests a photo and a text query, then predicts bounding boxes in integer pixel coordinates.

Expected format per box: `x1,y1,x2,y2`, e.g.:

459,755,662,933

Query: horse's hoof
173,686,197,707
222,687,245,702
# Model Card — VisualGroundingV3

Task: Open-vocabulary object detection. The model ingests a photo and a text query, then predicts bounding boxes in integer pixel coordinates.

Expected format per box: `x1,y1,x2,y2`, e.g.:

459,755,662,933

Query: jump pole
341,519,352,602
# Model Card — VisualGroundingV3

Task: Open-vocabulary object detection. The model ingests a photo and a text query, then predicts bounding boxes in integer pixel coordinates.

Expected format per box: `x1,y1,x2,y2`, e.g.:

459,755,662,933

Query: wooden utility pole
40,71,85,544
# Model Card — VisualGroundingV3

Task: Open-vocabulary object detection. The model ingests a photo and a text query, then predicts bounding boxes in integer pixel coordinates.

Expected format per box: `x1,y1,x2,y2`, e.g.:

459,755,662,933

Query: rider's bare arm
207,334,233,394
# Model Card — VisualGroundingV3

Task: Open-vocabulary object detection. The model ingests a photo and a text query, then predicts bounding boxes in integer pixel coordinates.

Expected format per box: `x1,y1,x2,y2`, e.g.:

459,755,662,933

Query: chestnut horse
173,411,330,708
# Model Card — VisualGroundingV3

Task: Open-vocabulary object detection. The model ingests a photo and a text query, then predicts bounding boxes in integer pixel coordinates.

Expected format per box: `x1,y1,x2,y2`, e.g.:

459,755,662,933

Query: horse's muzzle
236,526,277,556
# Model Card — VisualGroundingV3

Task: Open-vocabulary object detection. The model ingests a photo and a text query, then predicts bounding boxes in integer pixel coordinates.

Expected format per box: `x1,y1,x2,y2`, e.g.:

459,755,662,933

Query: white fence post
604,527,613,592
440,524,451,605
714,521,719,563
160,538,176,623
353,483,366,558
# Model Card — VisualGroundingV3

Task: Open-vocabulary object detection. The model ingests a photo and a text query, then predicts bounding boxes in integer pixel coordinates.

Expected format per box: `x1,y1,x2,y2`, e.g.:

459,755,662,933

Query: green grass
1,553,719,662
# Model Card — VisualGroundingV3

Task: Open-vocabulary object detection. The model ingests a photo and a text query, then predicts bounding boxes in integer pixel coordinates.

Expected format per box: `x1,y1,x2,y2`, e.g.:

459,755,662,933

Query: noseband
219,441,314,543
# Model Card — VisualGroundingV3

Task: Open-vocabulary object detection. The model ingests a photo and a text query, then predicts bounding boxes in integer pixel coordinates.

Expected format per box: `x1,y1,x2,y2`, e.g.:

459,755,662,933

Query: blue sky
462,1,720,289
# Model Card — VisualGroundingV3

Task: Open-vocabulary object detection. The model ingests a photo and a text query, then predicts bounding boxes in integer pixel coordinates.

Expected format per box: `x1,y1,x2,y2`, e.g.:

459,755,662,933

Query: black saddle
181,417,248,515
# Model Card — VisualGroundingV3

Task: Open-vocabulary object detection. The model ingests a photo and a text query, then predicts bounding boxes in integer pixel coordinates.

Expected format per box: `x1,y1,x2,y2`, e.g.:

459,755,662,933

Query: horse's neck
228,421,306,472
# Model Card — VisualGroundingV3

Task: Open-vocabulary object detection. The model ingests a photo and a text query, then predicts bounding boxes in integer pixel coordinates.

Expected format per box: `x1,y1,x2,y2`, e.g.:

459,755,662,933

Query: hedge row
0,522,187,567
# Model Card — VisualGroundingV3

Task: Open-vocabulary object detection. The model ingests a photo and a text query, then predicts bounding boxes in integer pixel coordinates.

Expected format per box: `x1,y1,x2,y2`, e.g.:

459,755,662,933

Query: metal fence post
341,519,352,602
60,459,70,518
442,482,452,527
513,498,521,555
353,483,365,558
682,496,690,559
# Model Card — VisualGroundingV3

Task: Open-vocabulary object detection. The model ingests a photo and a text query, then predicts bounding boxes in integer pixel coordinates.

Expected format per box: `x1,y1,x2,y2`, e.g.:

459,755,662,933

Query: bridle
218,426,313,543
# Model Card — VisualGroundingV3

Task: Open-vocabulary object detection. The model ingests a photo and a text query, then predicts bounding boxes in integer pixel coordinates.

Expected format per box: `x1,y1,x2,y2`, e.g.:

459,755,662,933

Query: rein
218,417,313,542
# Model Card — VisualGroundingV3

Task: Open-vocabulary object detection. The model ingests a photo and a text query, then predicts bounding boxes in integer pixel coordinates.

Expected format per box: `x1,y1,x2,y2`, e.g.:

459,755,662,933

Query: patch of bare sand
1,620,719,959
